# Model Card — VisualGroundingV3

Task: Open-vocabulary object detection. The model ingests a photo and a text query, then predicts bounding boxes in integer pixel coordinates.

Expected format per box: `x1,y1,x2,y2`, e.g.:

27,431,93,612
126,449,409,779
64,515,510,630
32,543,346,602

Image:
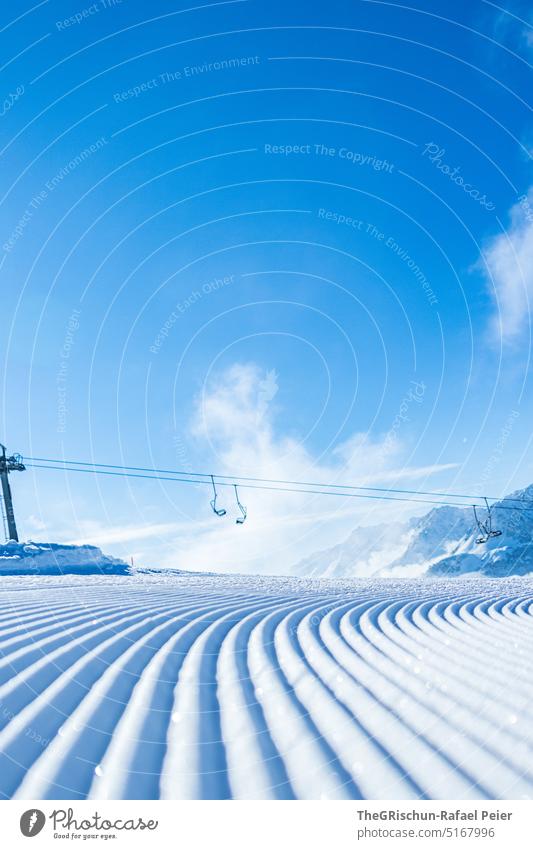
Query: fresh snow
0,572,532,800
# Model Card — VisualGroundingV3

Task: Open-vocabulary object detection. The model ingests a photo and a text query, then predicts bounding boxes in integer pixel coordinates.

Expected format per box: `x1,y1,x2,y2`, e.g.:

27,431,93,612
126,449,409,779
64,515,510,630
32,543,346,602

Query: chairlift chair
234,484,247,525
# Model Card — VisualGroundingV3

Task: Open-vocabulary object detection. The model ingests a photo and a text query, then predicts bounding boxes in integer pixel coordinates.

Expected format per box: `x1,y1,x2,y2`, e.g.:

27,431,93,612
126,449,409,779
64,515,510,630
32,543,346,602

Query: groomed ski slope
0,573,532,800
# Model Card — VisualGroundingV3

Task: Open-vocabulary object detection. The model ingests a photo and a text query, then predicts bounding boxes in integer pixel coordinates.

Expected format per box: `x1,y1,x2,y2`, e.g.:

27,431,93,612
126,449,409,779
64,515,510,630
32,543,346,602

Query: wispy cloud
369,462,459,482
28,364,457,574
482,188,533,341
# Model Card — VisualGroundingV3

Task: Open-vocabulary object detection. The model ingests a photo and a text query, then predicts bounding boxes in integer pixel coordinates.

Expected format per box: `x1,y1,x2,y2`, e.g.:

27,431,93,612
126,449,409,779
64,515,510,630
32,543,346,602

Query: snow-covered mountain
0,541,129,575
2,572,533,799
294,484,533,578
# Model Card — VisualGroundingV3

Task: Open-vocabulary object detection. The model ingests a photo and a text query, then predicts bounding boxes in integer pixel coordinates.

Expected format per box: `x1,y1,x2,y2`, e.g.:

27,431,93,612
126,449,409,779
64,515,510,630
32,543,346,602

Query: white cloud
65,520,183,547
483,188,533,341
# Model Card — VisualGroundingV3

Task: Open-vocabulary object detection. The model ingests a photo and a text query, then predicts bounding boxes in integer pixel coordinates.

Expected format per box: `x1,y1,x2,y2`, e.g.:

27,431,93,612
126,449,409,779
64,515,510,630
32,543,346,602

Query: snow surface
0,542,128,575
0,572,532,800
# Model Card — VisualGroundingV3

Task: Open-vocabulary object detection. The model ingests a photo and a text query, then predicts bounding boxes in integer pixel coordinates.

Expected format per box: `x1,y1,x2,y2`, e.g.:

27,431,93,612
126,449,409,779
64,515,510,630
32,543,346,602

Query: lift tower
0,445,25,542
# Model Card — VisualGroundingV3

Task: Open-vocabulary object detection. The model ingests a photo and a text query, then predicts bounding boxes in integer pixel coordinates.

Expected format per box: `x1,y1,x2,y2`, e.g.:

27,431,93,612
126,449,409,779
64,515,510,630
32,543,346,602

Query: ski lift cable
472,498,503,545
23,461,528,513
23,455,532,508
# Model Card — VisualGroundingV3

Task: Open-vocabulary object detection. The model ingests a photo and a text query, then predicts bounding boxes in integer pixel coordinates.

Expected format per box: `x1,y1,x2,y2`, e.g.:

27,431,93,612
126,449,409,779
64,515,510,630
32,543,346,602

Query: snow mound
0,541,129,575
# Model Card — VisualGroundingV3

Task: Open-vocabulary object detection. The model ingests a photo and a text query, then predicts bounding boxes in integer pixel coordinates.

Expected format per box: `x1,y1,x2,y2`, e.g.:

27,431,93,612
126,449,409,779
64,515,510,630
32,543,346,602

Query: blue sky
1,0,532,572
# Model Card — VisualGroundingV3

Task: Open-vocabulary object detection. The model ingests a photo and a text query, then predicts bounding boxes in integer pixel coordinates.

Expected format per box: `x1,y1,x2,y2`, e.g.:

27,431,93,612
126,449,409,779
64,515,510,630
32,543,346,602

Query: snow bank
0,541,129,575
